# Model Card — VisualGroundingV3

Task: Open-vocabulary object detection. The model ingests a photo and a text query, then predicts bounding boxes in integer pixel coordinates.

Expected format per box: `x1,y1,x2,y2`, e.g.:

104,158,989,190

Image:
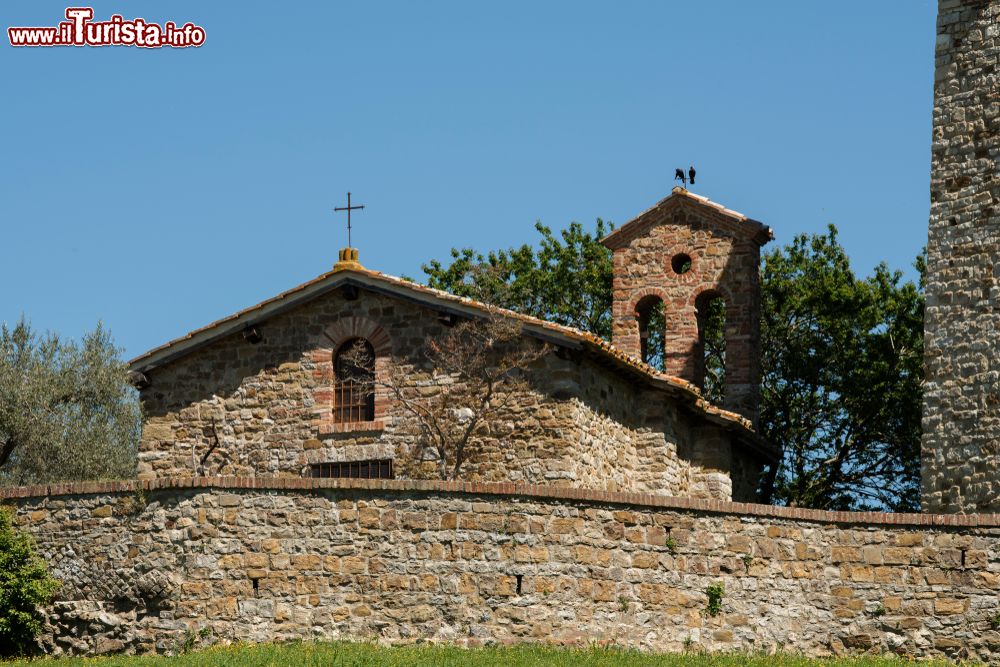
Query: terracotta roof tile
128,258,772,459
601,187,773,248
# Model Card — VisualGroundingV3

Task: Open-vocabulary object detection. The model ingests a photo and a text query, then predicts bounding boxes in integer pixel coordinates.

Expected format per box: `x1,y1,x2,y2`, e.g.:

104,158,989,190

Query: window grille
333,338,375,422
309,459,393,479
332,379,375,423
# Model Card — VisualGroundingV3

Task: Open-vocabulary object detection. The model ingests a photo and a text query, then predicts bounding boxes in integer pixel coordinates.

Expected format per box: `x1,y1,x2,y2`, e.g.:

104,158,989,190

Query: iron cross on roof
333,191,365,247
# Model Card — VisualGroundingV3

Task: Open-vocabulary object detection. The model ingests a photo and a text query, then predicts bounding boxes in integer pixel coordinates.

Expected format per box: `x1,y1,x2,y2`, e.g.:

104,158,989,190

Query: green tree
700,297,727,405
0,318,140,486
0,506,60,656
423,221,923,511
423,220,614,339
758,227,923,511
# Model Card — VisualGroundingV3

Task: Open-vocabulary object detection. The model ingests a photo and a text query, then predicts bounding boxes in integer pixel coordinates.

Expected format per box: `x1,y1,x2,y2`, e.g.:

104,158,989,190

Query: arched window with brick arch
333,338,375,423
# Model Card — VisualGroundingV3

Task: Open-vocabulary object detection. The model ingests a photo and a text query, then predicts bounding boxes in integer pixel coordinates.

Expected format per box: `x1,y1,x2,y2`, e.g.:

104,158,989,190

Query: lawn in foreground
4,641,971,667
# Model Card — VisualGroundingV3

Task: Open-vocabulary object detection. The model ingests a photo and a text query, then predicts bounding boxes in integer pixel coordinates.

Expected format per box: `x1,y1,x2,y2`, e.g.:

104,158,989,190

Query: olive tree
0,318,140,485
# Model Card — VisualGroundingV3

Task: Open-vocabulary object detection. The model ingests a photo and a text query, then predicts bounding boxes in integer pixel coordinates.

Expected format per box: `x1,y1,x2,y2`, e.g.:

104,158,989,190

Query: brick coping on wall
2,477,999,528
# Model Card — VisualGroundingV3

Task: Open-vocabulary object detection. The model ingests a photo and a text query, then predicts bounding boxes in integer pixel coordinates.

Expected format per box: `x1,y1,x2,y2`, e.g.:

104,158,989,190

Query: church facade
129,188,776,502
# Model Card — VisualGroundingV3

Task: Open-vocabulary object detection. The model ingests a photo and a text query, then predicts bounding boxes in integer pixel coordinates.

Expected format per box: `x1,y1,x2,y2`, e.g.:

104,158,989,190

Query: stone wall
923,0,1000,512
6,478,1000,661
137,287,763,502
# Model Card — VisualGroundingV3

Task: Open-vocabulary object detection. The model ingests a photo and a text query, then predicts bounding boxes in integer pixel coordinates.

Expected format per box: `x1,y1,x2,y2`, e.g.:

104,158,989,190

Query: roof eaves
601,187,773,248
128,264,772,457
128,269,361,371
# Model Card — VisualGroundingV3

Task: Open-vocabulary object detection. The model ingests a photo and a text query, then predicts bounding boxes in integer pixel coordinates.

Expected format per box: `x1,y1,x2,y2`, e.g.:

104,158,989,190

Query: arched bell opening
635,295,666,371
694,291,727,404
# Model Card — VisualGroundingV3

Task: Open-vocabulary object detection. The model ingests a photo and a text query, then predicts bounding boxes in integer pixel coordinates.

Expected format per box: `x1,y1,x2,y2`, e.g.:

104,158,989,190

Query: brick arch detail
653,284,734,333
685,283,733,310
629,288,671,317
313,316,391,435
687,283,733,306
323,316,392,356
662,244,701,285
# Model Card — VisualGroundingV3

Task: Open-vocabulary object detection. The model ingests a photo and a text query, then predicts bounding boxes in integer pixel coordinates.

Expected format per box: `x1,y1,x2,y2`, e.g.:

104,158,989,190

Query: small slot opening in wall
515,574,523,595
251,577,259,595
961,549,967,568
242,325,263,344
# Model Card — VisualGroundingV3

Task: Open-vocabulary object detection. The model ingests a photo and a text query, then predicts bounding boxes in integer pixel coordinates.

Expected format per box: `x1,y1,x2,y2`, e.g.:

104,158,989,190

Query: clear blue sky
2,1,936,360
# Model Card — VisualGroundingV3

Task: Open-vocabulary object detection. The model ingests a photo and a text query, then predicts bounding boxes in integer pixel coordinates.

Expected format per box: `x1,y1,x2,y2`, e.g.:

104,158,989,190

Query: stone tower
923,0,1000,512
601,188,772,423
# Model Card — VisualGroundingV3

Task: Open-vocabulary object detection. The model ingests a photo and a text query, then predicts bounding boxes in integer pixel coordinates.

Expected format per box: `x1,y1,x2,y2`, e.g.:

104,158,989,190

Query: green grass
3,641,972,667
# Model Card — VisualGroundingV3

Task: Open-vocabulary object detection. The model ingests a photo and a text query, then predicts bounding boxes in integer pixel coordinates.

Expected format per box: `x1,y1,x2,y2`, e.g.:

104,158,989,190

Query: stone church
129,188,777,502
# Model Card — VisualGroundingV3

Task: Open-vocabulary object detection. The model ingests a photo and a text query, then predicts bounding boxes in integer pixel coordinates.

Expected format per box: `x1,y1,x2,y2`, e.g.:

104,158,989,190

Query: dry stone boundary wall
4,477,1000,661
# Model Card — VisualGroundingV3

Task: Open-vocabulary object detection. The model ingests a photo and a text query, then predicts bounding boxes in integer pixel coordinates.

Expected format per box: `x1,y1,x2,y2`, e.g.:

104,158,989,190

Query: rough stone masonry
12,1,1000,661
6,478,1000,662
923,0,1000,512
